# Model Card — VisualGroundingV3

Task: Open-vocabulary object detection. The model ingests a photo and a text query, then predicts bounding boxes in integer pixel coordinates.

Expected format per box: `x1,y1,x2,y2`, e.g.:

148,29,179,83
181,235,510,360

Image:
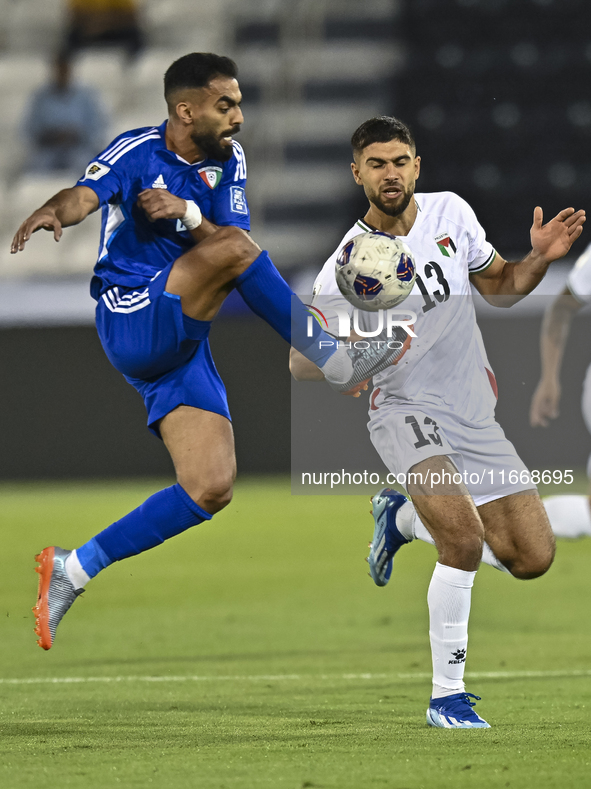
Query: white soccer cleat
326,330,410,395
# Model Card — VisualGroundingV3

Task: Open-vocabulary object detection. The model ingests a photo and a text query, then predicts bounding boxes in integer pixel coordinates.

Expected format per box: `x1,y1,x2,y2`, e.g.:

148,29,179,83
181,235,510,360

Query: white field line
0,669,590,687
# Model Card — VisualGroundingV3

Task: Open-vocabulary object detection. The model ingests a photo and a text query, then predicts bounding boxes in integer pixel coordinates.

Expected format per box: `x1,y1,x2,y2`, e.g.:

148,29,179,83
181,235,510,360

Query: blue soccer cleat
367,487,410,586
426,692,491,728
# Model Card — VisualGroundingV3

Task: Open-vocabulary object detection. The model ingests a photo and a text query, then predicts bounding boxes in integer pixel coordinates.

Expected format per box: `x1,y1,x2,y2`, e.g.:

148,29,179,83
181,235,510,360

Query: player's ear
175,101,193,125
414,155,421,180
351,161,362,185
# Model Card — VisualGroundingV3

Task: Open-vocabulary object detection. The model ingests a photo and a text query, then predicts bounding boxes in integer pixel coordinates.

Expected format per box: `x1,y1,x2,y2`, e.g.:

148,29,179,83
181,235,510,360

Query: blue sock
235,250,337,367
76,484,211,578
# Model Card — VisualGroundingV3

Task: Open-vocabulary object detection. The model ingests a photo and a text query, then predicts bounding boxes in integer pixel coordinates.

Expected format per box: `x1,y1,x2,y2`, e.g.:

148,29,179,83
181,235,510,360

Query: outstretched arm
471,206,586,305
11,185,100,253
530,285,582,427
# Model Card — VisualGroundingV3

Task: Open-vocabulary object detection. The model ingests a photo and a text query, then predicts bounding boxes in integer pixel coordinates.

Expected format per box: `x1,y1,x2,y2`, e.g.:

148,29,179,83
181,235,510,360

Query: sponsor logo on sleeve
82,162,111,181
230,186,248,215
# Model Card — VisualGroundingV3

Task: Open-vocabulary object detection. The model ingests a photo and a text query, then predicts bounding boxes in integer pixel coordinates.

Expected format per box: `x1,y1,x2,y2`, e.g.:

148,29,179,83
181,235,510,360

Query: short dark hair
164,52,238,105
351,116,416,156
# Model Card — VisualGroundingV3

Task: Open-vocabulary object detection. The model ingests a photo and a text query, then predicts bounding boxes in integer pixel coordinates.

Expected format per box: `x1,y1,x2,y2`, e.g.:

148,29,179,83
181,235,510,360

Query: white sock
543,495,591,538
65,550,91,590
395,500,419,540
428,562,476,699
319,346,353,384
397,500,509,573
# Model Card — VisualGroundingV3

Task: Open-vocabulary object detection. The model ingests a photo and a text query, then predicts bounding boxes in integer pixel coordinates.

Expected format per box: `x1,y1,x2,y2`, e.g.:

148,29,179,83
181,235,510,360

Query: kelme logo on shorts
435,234,457,258
198,166,222,189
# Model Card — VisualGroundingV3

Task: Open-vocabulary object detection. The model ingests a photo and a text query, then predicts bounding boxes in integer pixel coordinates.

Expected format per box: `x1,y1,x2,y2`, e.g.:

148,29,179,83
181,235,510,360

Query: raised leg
165,226,260,321
164,227,351,377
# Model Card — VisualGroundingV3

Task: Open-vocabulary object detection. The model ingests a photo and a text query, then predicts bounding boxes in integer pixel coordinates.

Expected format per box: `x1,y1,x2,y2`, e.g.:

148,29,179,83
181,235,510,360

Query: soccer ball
335,232,416,312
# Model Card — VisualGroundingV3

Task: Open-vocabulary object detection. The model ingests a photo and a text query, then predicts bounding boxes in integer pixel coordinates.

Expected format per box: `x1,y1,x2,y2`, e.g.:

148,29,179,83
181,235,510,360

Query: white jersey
311,191,499,424
566,243,591,472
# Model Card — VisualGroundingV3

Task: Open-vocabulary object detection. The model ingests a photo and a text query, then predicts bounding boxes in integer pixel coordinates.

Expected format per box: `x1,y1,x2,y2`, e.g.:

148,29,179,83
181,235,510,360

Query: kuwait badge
198,166,222,189
435,234,457,258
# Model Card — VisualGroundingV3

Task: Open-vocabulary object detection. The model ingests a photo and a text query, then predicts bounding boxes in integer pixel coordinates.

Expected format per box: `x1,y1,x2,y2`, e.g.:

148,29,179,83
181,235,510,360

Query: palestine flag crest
435,233,457,258
198,166,222,189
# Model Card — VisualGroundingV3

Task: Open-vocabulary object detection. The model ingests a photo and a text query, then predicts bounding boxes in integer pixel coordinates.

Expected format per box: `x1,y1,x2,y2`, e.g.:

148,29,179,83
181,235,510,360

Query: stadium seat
396,0,591,254
0,0,400,282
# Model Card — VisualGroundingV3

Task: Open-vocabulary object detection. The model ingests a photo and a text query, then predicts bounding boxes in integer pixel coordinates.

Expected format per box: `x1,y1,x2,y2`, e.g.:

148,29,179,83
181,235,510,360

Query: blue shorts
95,264,231,437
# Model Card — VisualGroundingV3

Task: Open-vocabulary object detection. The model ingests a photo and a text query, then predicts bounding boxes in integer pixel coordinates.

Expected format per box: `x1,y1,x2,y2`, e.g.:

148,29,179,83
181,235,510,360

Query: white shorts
368,402,535,507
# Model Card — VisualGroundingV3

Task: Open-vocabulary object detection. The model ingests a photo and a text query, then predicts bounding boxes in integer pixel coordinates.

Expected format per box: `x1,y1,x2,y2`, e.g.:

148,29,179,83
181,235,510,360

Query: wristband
181,200,202,230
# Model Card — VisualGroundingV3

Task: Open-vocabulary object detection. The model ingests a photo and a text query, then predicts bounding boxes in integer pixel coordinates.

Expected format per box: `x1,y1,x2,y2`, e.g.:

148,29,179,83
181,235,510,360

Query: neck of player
364,198,418,237
165,118,205,165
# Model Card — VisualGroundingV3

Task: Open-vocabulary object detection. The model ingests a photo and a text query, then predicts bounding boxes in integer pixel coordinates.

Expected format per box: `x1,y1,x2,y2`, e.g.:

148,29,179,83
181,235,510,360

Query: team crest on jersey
198,166,222,189
82,161,110,181
435,234,457,258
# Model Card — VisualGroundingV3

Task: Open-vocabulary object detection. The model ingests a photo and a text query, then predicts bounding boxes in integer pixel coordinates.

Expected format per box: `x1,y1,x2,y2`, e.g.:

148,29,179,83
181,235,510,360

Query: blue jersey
76,120,250,300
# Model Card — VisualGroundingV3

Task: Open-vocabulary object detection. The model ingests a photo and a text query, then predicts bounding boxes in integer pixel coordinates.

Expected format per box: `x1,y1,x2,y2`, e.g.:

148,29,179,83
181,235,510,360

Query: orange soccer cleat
33,547,84,650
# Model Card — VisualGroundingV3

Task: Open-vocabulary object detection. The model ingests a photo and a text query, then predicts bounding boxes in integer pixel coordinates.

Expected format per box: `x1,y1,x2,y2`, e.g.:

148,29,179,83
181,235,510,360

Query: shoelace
442,692,482,712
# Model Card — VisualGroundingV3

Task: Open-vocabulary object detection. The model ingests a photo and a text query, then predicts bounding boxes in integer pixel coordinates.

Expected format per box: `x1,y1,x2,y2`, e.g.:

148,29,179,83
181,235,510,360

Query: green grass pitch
1,476,590,788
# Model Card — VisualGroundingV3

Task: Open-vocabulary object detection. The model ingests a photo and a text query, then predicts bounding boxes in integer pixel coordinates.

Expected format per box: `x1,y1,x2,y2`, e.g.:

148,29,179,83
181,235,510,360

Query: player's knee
437,530,484,570
209,226,260,276
508,545,555,580
461,534,484,566
199,481,234,514
179,474,235,515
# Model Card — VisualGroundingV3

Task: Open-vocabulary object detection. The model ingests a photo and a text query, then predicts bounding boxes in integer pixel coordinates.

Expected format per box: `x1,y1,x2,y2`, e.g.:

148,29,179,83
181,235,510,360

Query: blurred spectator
21,55,108,176
61,0,145,61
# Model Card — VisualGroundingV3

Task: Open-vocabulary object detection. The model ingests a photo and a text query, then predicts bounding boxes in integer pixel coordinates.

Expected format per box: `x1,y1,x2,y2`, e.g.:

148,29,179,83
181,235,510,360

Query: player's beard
370,184,415,217
190,127,239,162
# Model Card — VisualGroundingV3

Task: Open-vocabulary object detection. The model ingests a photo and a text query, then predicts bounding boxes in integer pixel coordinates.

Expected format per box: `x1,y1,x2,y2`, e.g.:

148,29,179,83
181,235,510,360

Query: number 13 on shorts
405,415,443,449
